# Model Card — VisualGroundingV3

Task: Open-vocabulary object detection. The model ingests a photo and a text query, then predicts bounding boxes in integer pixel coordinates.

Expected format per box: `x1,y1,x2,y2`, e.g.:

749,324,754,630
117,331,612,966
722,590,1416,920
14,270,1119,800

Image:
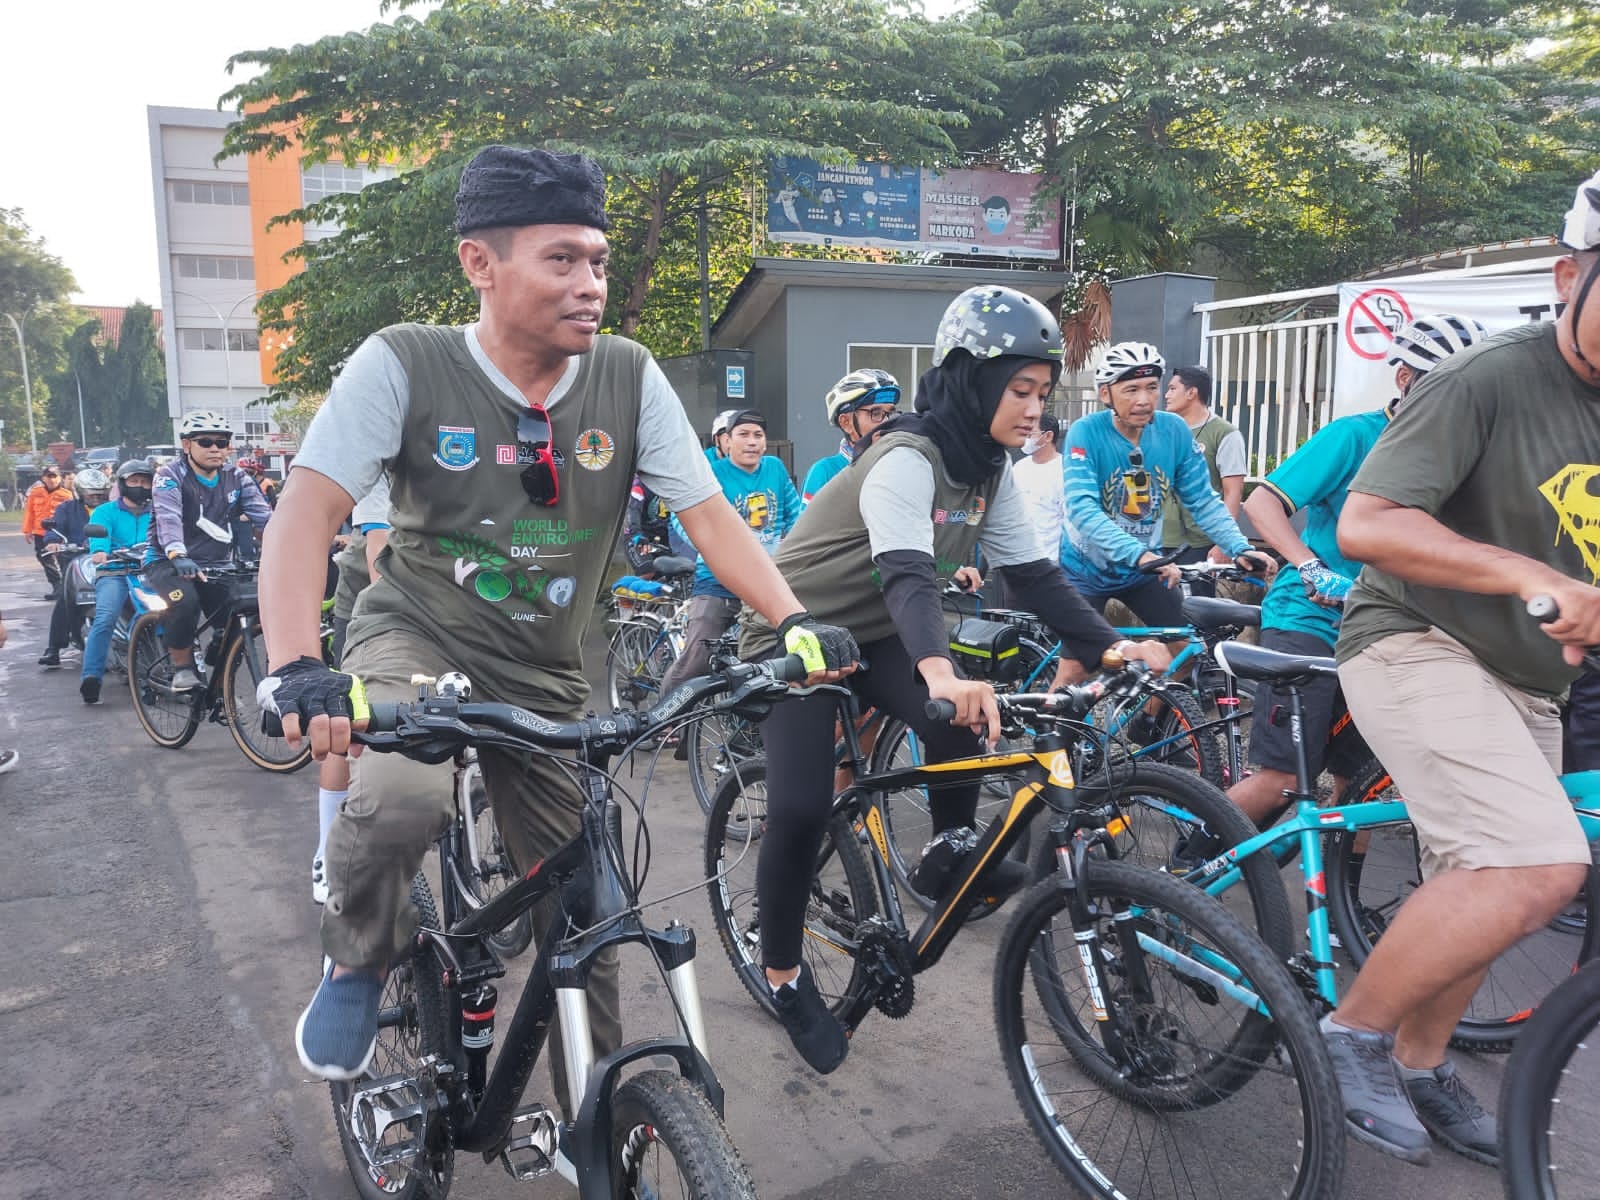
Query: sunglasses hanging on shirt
518,403,560,508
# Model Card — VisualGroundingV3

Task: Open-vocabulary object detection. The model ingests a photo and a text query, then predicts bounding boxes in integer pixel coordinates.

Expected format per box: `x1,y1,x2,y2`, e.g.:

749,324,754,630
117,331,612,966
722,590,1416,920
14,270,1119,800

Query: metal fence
1197,285,1340,475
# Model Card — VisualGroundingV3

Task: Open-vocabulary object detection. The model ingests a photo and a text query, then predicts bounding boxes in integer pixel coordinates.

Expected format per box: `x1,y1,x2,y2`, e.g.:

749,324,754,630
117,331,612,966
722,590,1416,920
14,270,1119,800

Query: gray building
707,258,1083,479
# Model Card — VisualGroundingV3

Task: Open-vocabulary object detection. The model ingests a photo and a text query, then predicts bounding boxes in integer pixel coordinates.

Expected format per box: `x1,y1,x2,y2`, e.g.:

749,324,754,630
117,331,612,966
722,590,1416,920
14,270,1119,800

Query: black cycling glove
257,656,370,735
776,612,860,674
170,555,200,579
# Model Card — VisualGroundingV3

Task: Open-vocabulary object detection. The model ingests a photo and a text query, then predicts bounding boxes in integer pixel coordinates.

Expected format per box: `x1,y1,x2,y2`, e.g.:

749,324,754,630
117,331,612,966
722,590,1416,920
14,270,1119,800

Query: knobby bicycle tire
1030,760,1296,959
330,874,455,1200
704,758,877,1022
1498,958,1600,1199
1326,756,1600,1052
128,611,203,749
994,860,1345,1200
223,619,313,773
609,1069,760,1199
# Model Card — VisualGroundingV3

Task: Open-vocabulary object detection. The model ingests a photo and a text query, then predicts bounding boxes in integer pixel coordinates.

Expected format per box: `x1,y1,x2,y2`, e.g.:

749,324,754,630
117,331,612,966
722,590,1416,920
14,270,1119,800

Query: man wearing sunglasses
800,368,902,507
1059,340,1274,627
256,145,856,1100
144,410,274,691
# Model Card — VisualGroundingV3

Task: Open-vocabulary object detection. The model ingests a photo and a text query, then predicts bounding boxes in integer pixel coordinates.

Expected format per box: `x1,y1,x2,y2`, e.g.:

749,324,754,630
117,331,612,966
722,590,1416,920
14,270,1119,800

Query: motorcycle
80,526,163,677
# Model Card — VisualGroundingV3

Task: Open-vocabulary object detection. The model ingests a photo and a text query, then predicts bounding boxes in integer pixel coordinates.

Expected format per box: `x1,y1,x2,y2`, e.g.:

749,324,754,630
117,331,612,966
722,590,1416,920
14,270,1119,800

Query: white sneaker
311,852,329,906
0,749,17,775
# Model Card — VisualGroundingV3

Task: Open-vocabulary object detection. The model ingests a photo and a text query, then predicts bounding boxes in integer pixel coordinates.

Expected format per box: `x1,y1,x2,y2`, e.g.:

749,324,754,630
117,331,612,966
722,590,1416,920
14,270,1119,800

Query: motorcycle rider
37,468,112,668
76,460,156,704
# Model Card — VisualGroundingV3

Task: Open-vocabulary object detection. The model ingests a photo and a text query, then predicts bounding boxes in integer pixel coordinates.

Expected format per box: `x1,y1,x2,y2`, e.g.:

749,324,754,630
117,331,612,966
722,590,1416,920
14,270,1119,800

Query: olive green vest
740,430,1003,655
1162,413,1239,549
347,325,643,709
332,528,370,622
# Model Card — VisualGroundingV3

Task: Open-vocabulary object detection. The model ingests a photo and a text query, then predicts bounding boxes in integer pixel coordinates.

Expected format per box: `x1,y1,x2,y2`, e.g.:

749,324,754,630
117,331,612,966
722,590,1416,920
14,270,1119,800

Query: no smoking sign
1343,287,1413,361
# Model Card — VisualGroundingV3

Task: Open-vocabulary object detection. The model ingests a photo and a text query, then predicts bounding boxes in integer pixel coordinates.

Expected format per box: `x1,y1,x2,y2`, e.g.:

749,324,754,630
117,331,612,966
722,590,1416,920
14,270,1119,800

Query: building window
243,420,269,439
179,327,260,352
847,344,936,391
174,254,254,282
302,162,368,204
171,181,249,206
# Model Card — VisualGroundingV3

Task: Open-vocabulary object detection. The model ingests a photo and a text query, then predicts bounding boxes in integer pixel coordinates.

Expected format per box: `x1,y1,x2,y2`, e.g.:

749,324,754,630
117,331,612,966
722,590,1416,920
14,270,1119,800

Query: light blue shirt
672,456,801,599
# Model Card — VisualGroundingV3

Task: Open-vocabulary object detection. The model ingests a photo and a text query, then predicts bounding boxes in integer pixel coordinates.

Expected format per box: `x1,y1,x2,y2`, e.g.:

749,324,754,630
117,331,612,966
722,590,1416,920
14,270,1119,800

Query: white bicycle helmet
178,410,233,437
1094,341,1166,387
1387,313,1489,372
710,409,739,438
1560,169,1600,251
825,369,901,424
933,286,1064,367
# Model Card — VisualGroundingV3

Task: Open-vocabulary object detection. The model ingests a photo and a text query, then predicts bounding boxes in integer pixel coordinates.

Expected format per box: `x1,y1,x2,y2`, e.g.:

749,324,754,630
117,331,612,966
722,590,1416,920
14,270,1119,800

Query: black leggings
1081,573,1186,627
145,560,233,653
756,635,984,970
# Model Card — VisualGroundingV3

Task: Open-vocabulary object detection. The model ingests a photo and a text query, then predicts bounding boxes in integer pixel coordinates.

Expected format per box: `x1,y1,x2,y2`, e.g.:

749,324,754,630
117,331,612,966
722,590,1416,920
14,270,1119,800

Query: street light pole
74,371,87,447
171,289,261,413
2,308,39,454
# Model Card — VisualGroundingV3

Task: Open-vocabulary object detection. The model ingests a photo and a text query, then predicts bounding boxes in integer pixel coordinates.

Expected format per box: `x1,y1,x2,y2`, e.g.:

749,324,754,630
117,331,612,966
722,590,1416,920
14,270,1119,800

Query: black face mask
121,485,152,505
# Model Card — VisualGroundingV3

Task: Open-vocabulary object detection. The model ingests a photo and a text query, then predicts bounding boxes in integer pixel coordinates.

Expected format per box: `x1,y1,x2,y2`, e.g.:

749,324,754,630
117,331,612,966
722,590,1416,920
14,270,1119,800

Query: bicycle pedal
492,1104,561,1181
348,1074,429,1170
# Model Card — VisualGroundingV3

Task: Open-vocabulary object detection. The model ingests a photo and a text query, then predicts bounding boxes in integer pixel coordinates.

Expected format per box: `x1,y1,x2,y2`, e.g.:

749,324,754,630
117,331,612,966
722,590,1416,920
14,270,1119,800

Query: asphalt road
0,546,1515,1200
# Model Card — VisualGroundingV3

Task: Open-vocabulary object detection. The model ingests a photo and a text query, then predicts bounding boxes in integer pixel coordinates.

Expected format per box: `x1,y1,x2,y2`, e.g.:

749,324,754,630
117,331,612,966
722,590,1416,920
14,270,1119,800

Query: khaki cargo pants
322,628,621,1114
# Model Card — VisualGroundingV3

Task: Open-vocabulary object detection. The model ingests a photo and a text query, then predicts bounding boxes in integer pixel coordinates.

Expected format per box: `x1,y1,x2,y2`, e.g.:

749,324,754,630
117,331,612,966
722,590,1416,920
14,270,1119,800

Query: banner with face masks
1333,272,1564,417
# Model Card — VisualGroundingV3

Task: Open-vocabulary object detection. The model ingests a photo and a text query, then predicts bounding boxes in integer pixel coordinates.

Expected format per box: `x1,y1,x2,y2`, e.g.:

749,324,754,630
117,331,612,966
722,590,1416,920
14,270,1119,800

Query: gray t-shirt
859,446,1048,564
294,324,718,514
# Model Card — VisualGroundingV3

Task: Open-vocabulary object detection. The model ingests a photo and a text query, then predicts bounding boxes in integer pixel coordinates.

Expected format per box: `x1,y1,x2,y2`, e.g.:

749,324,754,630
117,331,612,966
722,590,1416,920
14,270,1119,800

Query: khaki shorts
1338,626,1590,876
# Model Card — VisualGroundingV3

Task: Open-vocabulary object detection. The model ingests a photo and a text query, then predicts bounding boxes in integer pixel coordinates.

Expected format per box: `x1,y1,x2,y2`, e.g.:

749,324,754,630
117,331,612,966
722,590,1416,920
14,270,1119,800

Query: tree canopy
0,208,77,454
221,0,1008,398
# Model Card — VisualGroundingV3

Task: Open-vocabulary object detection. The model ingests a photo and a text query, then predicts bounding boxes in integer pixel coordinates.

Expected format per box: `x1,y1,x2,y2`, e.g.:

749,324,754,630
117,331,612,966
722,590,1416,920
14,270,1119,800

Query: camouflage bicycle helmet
933,286,1064,367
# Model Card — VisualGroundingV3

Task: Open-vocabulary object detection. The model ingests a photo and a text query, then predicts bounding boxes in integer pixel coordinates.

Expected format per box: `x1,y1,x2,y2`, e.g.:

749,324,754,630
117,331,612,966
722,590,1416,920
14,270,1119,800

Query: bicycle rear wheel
609,1069,759,1199
330,874,454,1200
460,758,534,959
995,860,1344,1200
223,619,313,772
606,616,675,711
128,612,203,749
1326,756,1600,1052
704,758,877,1022
1499,959,1600,1199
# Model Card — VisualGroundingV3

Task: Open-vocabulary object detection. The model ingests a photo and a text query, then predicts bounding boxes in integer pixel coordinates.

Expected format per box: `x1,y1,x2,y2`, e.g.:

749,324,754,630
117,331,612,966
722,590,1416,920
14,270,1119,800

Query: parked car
142,444,180,465
83,446,122,468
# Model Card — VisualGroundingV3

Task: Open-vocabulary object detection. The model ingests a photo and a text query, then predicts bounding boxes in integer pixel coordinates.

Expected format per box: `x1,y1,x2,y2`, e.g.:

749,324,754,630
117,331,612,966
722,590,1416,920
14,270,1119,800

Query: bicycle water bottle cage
949,617,1021,682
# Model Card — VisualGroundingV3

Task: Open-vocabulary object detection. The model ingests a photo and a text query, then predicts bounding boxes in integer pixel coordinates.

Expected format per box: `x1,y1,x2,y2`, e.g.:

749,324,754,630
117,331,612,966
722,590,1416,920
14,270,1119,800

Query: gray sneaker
171,666,203,691
1404,1060,1498,1166
1322,1023,1432,1165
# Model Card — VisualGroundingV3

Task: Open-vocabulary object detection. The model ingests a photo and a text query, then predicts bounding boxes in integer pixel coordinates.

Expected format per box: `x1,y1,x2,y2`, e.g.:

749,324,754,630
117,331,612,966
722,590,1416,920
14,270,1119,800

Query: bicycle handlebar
1527,595,1600,672
1136,544,1188,574
923,664,1150,726
356,654,808,758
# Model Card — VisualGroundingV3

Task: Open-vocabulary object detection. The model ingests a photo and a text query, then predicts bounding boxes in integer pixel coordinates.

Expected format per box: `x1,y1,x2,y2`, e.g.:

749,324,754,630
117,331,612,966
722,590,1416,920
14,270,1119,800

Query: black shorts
1247,628,1371,779
1081,573,1187,628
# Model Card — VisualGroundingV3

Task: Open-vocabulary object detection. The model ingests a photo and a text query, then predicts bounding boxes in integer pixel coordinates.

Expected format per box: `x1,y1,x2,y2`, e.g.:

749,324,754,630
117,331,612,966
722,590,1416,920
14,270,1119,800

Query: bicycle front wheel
995,859,1344,1200
704,758,877,1022
1326,757,1600,1052
685,709,764,816
223,619,313,772
461,759,534,959
1499,959,1600,1199
128,612,203,749
609,1069,759,1199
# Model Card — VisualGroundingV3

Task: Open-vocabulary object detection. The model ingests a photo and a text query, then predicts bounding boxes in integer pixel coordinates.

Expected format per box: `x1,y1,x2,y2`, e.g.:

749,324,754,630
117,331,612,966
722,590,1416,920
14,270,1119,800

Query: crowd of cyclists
9,143,1600,1188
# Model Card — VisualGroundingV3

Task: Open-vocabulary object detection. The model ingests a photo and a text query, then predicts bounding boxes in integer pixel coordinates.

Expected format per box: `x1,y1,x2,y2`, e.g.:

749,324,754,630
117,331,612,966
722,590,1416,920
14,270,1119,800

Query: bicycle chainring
863,928,917,1019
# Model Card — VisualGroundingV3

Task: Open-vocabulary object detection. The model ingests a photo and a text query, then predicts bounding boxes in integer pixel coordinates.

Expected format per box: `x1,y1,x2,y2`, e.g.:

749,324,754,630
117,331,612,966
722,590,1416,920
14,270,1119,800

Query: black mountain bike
127,561,310,772
325,656,804,1200
705,667,1342,1200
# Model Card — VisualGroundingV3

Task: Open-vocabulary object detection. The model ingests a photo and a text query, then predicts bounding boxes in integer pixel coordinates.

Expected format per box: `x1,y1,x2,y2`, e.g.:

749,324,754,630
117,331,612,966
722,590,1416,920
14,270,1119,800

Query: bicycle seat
1213,639,1337,685
1181,596,1261,631
651,555,695,578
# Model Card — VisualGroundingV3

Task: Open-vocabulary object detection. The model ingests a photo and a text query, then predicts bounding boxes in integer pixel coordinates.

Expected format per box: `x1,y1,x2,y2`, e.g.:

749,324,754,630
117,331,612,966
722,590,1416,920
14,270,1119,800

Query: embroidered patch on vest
574,429,615,471
434,426,479,471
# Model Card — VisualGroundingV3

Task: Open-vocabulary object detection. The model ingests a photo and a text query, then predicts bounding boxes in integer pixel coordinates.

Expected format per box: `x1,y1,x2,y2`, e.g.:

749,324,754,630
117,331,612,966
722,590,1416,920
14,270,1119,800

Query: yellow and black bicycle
704,664,1343,1200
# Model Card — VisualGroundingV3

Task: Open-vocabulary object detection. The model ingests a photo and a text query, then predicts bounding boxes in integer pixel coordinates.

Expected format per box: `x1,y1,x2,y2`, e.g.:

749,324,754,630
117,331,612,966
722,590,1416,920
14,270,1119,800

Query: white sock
317,788,347,853
1320,1013,1355,1035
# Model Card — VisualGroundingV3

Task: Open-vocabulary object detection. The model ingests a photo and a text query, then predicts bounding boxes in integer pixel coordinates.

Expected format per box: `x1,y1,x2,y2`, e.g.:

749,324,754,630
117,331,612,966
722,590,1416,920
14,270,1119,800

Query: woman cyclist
739,285,1171,1073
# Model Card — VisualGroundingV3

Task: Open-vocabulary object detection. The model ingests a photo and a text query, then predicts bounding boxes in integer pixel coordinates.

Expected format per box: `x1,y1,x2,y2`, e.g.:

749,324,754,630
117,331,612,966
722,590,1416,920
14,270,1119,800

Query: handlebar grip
924,698,958,722
364,702,403,732
767,653,810,684
1137,543,1187,574
1528,595,1559,623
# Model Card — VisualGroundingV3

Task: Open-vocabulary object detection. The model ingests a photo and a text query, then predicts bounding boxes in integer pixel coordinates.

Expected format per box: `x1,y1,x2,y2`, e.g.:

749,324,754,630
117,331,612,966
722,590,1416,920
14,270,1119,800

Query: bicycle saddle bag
950,617,1021,683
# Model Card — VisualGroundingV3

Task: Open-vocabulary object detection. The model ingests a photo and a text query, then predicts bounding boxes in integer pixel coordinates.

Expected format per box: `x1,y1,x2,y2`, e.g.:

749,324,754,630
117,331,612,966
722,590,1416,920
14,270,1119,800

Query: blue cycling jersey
800,442,851,508
1059,409,1251,593
672,455,801,599
1257,408,1389,648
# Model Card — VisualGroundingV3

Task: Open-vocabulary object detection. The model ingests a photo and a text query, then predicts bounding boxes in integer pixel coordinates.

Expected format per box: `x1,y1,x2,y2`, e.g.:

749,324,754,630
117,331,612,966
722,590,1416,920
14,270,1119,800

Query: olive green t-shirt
1336,322,1600,696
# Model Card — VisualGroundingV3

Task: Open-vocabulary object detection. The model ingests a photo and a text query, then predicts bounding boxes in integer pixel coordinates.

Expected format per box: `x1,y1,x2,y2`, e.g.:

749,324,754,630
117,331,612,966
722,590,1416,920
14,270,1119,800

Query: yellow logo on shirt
1539,464,1600,582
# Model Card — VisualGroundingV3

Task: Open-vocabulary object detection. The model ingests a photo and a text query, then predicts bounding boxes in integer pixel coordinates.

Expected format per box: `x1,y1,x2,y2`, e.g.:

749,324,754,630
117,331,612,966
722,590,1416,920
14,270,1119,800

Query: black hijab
866,353,1057,486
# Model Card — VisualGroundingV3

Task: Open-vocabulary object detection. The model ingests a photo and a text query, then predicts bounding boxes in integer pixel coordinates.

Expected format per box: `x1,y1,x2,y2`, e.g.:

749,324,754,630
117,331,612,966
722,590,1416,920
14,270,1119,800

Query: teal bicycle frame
1181,770,1600,1012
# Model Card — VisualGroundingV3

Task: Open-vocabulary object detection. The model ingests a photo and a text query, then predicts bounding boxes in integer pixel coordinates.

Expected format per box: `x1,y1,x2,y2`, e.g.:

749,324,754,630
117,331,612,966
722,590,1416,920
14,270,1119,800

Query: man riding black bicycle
146,411,274,692
255,145,854,1111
